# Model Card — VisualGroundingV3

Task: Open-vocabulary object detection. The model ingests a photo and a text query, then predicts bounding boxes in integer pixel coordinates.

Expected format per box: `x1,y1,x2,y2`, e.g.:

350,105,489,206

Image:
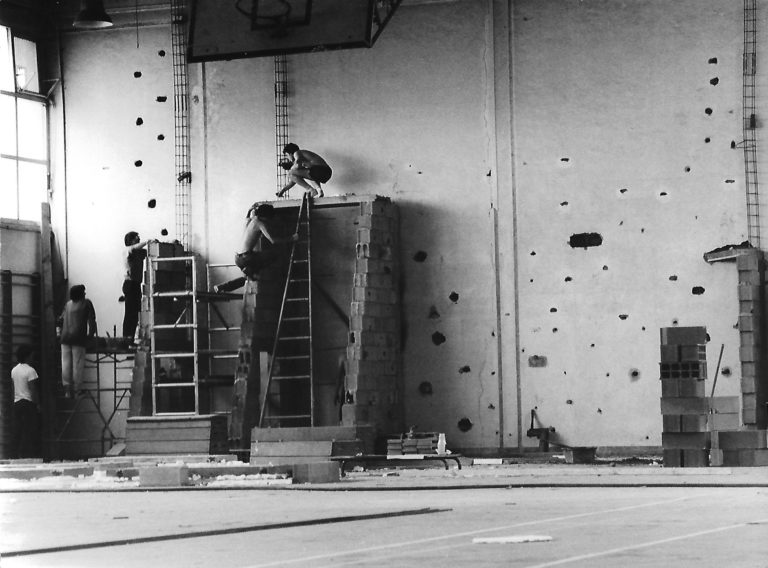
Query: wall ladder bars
172,0,191,249
744,0,760,248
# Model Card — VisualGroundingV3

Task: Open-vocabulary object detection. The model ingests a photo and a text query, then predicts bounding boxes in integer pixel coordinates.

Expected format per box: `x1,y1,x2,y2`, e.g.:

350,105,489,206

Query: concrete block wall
737,250,768,427
342,198,402,437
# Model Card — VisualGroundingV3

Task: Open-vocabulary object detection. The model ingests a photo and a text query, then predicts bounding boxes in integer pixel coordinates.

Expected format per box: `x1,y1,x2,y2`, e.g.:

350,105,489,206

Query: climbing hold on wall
418,381,433,395
458,365,471,374
134,160,142,167
457,418,473,432
432,332,446,346
136,117,143,126
691,286,705,295
413,250,427,262
569,233,603,249
449,292,459,303
157,134,165,141
147,199,156,208
133,71,142,78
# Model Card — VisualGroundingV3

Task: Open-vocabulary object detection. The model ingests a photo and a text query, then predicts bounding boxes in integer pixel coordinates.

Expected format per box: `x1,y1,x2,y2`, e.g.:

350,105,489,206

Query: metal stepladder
259,194,314,427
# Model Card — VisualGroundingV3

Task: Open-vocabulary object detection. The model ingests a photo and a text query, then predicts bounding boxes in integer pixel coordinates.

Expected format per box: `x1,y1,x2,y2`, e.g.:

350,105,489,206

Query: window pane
17,98,46,160
18,160,46,221
13,36,39,93
0,26,12,91
0,157,19,218
0,93,16,155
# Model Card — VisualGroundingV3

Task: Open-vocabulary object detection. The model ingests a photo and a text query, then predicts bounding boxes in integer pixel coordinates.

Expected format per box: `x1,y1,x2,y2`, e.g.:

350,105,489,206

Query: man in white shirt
11,344,39,458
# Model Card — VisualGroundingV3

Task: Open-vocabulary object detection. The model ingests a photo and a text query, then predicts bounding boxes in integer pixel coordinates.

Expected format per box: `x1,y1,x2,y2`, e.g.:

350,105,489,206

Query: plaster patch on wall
432,331,446,345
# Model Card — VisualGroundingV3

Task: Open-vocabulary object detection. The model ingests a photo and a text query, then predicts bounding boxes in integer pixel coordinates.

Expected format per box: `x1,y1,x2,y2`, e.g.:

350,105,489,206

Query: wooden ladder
259,194,314,427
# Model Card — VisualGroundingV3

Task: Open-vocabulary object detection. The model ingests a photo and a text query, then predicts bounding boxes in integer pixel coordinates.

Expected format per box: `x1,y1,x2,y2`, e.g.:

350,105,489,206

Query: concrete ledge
0,465,94,479
139,465,190,487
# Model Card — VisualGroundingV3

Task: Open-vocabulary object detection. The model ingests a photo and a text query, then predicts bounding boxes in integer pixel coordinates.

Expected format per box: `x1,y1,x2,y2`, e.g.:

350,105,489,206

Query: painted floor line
0,507,448,558
242,494,704,568
523,517,768,568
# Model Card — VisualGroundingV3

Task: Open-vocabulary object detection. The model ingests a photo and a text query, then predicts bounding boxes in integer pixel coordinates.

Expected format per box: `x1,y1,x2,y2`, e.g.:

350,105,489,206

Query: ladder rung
153,382,196,388
289,278,310,283
272,375,311,380
279,335,310,341
152,352,196,358
283,317,309,322
264,414,311,420
152,324,194,330
274,355,310,361
286,297,309,302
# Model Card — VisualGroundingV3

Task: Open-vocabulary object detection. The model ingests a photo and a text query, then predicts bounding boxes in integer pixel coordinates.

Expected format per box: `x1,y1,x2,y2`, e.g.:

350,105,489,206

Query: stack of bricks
343,197,403,435
386,433,438,455
659,326,711,467
737,249,767,428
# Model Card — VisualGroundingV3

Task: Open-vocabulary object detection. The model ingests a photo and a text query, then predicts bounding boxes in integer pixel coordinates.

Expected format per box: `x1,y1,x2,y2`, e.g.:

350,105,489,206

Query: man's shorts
310,164,332,184
234,249,280,279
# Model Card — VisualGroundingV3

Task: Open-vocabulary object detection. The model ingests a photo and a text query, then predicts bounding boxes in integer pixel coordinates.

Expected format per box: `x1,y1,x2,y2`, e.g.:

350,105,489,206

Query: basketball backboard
187,0,402,62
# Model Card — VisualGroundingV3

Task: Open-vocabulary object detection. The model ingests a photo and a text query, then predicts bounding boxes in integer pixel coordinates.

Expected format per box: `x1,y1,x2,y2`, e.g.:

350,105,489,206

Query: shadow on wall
327,154,382,190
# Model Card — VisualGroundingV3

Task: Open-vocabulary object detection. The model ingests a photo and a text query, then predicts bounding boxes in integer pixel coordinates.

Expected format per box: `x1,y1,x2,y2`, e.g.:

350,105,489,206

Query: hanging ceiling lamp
73,0,114,29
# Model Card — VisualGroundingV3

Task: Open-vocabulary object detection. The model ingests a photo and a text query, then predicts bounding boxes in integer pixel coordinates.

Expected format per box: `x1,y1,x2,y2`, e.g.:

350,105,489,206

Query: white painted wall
53,0,751,452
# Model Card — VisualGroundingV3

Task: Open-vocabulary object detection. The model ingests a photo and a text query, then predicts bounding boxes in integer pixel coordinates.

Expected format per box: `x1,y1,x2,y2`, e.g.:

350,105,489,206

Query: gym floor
1,466,766,567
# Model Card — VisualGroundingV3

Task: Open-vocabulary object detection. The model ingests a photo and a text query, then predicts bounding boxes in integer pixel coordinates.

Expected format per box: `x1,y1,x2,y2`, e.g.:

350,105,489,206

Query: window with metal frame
0,25,48,222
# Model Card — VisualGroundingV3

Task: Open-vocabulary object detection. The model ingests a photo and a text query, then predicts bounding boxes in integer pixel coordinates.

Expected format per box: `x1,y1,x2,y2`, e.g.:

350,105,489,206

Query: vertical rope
171,0,191,248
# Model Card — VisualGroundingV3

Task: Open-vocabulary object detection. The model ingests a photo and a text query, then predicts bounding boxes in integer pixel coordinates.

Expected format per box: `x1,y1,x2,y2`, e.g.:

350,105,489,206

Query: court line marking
242,494,705,568
524,517,768,568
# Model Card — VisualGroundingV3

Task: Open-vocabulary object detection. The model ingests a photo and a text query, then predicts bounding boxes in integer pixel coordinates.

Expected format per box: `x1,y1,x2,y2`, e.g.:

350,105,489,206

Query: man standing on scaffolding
215,203,298,293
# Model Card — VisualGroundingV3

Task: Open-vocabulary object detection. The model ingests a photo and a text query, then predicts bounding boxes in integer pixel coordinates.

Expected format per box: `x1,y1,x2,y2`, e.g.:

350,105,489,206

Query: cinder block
359,200,395,217
352,286,397,304
740,330,763,347
682,414,708,432
682,449,709,467
355,258,395,275
738,314,761,332
347,345,394,362
662,432,709,450
679,345,706,362
356,214,395,231
741,376,757,394
350,315,397,333
741,362,758,377
738,284,763,301
711,396,741,414
660,344,680,362
355,243,393,261
353,272,394,289
660,378,705,398
736,249,762,271
710,413,740,431
663,449,683,467
723,448,768,467
743,409,757,424
350,301,396,318
740,344,762,363
660,398,709,415
659,362,706,379
662,415,682,432
738,270,764,286
347,359,398,376
139,465,190,487
660,327,707,345
357,228,394,246
350,331,395,347
742,393,756,412
718,430,767,450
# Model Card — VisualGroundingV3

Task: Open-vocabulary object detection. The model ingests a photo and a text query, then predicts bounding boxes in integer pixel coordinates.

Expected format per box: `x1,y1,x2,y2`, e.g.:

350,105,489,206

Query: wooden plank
251,441,333,457
662,432,709,450
126,440,212,454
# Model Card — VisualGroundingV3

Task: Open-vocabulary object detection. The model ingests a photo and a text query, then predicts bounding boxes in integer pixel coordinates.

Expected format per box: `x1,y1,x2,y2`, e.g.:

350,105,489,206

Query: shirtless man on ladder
214,203,298,293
